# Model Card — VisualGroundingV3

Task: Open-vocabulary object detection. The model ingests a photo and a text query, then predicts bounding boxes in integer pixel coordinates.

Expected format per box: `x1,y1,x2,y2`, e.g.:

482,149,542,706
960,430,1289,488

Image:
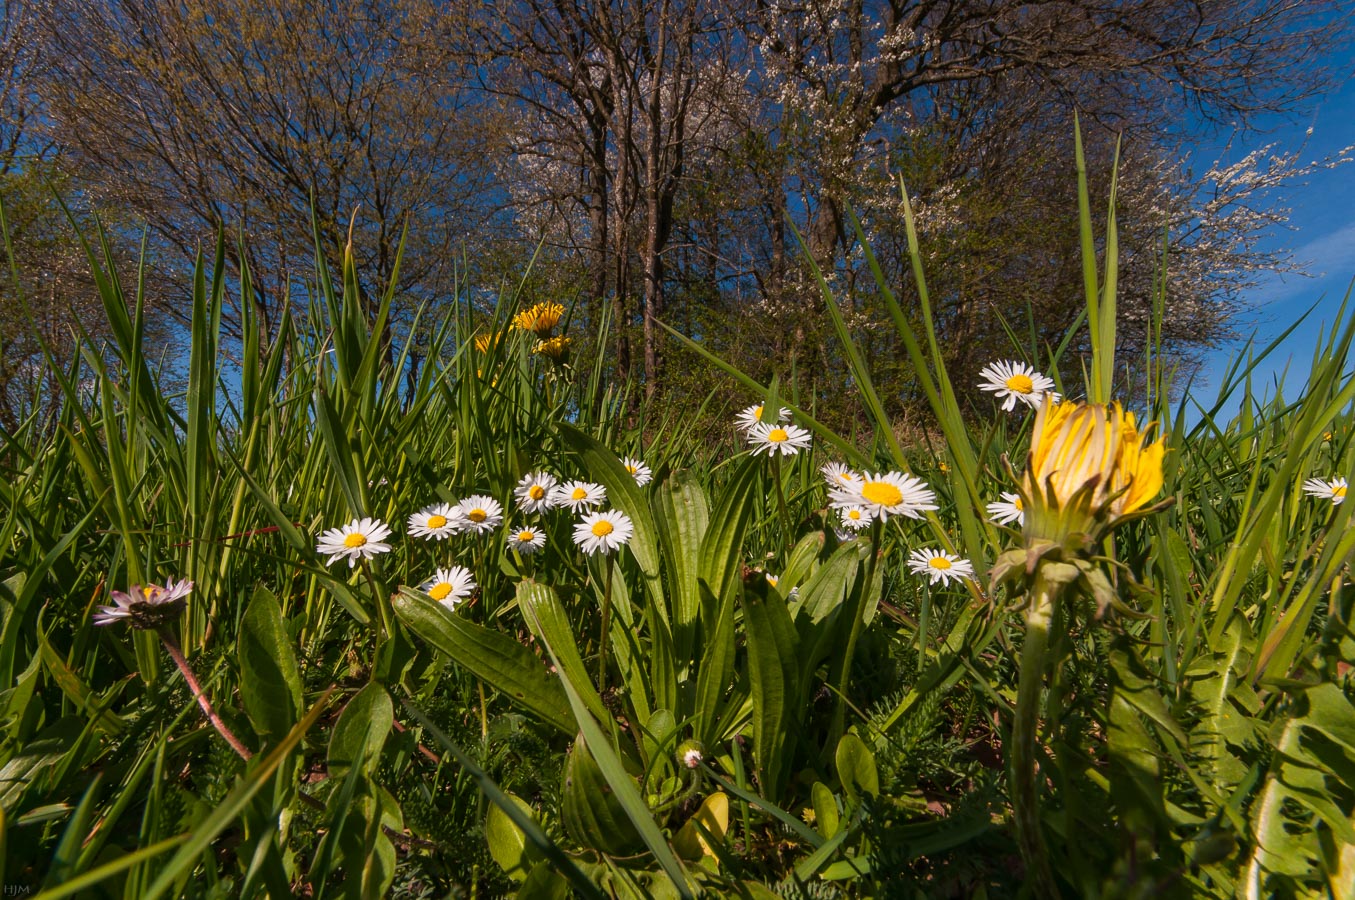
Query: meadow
2,170,1354,900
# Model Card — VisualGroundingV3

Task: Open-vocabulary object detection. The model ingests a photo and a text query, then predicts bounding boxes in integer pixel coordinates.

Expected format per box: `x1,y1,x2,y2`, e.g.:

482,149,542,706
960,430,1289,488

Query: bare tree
32,0,498,337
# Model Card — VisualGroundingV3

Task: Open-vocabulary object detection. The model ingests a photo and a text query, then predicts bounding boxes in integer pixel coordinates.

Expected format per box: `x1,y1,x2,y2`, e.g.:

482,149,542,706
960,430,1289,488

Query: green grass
1,161,1354,898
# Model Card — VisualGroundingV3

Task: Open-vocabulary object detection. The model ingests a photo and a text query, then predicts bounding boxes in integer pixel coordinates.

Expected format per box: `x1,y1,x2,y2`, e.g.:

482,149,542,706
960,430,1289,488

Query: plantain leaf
394,587,573,735
740,574,800,800
237,586,302,745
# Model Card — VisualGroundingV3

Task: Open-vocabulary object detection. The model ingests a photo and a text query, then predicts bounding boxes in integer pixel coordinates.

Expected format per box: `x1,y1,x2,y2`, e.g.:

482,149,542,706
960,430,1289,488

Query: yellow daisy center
467,509,487,523
571,487,587,500
1014,498,1023,511
141,586,156,600
591,520,614,537
344,533,368,548
528,485,546,500
848,510,862,520
519,531,537,542
428,582,452,601
426,515,447,529
767,576,778,586
626,464,637,474
928,556,952,570
1004,373,1034,393
753,405,764,418
861,481,903,507
767,428,789,443
1335,485,1347,499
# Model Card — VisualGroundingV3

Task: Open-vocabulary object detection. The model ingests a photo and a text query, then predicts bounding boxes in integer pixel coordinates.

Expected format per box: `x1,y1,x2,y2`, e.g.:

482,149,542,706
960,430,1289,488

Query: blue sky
1192,53,1355,411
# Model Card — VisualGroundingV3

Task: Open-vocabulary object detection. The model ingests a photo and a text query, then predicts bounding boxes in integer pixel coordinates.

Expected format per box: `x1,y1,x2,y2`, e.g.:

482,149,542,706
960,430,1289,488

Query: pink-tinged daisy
316,517,393,567
514,472,559,514
978,360,1059,411
94,578,193,628
907,549,974,586
573,509,634,555
420,566,476,609
986,492,1025,526
407,503,462,540
748,421,812,457
551,480,606,512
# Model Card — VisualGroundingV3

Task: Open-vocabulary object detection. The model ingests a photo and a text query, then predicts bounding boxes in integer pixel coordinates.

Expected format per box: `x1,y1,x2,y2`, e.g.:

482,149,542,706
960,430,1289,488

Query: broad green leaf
654,471,709,669
394,588,573,735
698,454,760,621
328,682,392,780
740,575,800,801
517,581,608,726
835,733,878,811
237,586,303,745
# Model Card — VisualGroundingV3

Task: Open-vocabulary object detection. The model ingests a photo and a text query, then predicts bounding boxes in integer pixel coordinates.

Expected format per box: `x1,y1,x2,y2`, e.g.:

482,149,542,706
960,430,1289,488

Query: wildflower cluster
310,456,653,611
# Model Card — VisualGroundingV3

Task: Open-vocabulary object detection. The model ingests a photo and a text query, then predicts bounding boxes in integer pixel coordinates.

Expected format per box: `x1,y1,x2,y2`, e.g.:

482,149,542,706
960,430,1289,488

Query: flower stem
1011,577,1060,897
158,628,253,761
596,556,614,691
771,455,792,547
360,559,392,646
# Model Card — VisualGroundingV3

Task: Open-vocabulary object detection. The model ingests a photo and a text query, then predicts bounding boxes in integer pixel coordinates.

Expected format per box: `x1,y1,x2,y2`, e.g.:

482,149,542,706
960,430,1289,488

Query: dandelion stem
596,556,614,691
158,628,253,761
1011,576,1060,898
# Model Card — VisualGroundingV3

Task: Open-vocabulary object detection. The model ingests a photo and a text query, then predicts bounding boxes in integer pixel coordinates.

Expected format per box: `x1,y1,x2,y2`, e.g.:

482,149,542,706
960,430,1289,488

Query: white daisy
977,360,1059,411
420,566,476,609
735,403,791,432
572,509,634,555
907,549,974,586
1302,476,1348,506
765,572,780,588
623,457,653,487
748,421,813,457
838,505,871,531
316,517,394,567
821,462,860,489
457,495,504,534
831,471,937,521
507,525,547,555
94,578,193,629
407,503,463,540
514,472,559,514
986,491,1025,526
551,480,606,512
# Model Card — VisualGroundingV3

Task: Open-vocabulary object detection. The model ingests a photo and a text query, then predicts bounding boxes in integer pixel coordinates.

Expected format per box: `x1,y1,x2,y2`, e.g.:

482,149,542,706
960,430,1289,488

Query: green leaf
698,454,760,622
537,635,696,896
835,733,878,811
517,581,608,726
811,782,840,839
654,471,710,669
237,586,303,744
328,683,392,781
557,423,665,617
394,588,573,735
740,574,800,800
